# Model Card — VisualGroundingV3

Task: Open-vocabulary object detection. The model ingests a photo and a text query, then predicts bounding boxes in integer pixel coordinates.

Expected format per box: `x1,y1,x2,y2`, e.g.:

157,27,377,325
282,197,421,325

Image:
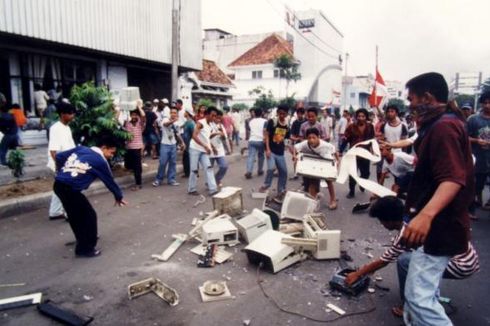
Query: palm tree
274,54,301,97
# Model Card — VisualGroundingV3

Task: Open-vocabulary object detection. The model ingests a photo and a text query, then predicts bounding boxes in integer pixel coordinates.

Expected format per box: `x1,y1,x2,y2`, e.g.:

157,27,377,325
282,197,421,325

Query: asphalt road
0,153,489,326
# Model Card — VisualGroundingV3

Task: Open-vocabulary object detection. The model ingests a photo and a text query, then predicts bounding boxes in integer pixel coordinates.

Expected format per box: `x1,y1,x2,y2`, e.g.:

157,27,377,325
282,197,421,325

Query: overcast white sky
202,0,490,84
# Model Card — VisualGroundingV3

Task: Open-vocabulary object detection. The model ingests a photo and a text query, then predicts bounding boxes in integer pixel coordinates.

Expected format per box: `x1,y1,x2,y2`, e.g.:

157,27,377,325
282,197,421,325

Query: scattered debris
197,245,217,268
37,300,94,325
0,292,42,312
340,250,353,262
375,275,383,281
192,195,206,208
212,187,244,217
243,319,251,326
82,295,93,302
151,234,188,262
367,287,375,294
190,244,233,264
326,303,345,315
329,268,370,296
128,278,179,306
374,283,390,292
0,283,26,288
199,281,232,303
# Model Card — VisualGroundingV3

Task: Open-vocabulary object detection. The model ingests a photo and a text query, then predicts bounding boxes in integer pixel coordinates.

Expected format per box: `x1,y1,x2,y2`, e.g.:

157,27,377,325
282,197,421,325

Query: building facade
0,0,202,115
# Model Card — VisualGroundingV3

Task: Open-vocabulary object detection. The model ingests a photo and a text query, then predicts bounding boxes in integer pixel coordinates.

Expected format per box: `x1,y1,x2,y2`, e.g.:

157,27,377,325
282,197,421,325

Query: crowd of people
0,71,488,325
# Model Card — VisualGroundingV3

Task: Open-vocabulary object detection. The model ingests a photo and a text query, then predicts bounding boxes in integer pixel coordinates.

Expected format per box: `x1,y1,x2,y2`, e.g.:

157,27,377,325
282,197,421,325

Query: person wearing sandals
293,128,339,210
123,103,146,191
345,196,479,318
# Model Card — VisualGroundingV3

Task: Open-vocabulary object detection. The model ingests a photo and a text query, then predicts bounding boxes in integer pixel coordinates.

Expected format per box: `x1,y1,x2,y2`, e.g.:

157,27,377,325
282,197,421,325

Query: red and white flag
368,69,388,108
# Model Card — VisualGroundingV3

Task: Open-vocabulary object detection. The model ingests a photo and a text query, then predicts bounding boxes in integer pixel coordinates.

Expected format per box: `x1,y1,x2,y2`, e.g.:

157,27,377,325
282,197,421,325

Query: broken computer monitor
235,208,273,243
212,187,244,217
244,230,306,273
296,152,338,181
280,191,318,221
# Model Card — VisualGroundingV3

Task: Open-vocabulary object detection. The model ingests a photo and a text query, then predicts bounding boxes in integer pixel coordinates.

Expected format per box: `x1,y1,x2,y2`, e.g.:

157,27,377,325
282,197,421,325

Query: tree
454,94,475,108
249,86,277,112
274,54,301,97
7,149,25,180
197,98,214,109
231,103,249,111
69,82,132,159
386,98,408,113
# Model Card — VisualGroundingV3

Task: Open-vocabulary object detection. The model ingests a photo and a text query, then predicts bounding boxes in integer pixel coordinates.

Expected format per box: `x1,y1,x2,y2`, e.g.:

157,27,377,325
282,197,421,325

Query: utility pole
344,52,349,76
171,0,180,101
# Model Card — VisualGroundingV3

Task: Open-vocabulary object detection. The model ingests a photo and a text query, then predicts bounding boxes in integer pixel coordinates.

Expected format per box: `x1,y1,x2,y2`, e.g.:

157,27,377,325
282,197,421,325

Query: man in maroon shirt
400,72,474,326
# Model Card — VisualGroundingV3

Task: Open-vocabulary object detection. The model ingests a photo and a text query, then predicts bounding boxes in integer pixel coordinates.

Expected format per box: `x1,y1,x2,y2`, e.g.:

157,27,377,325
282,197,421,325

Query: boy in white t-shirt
379,145,415,195
47,102,76,220
209,111,229,186
293,128,339,210
244,108,267,179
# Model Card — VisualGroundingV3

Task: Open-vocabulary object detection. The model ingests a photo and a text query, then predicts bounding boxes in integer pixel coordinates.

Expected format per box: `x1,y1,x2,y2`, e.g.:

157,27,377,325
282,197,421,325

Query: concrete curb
0,153,243,219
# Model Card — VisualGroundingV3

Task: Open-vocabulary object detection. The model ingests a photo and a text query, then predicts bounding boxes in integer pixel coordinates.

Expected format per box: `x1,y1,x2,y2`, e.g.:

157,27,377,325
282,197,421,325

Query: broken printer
329,268,370,296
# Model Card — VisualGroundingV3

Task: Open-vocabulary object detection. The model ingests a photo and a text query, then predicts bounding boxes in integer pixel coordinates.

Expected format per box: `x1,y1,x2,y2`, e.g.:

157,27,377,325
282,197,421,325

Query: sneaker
209,190,219,196
49,214,66,221
169,182,180,186
75,249,102,258
152,181,161,187
244,172,252,179
188,191,200,196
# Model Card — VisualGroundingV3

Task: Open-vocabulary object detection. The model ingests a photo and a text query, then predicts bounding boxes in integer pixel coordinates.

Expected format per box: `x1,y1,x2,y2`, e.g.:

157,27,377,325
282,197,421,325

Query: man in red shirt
222,106,234,153
400,72,474,326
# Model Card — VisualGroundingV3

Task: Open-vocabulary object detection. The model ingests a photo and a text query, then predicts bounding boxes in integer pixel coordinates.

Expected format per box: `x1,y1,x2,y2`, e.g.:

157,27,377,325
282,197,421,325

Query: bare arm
345,259,388,286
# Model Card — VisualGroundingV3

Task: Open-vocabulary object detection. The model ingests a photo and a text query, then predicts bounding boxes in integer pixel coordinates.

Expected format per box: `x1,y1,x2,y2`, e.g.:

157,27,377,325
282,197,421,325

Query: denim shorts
143,133,159,145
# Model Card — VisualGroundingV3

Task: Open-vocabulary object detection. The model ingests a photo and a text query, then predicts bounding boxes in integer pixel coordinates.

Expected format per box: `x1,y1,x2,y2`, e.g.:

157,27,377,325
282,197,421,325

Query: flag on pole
368,69,388,108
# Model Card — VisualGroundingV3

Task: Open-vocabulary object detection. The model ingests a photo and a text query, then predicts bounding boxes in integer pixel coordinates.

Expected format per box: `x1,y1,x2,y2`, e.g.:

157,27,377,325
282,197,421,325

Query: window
273,69,286,78
252,70,262,79
350,92,356,98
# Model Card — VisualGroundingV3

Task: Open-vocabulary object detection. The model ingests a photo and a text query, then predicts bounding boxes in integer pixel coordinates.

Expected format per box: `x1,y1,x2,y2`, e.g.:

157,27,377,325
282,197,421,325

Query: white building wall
0,0,201,70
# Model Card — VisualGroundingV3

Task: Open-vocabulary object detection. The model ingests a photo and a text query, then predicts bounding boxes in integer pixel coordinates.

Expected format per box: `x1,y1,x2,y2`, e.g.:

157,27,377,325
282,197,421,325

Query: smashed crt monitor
201,215,239,246
119,87,140,112
212,187,244,217
303,214,341,260
296,153,338,181
280,191,317,221
329,268,370,296
235,208,272,243
244,230,306,273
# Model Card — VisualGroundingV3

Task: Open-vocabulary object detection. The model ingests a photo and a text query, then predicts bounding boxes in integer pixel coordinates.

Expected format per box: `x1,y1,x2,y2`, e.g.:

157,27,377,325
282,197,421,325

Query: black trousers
125,149,142,185
348,157,371,193
183,149,190,177
54,181,98,255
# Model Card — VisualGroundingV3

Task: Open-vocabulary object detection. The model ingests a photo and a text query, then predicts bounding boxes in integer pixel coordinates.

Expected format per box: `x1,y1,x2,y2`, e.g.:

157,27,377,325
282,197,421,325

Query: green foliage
69,82,131,158
386,98,408,113
7,149,25,179
274,54,302,97
277,95,297,113
348,105,355,115
454,94,475,108
250,87,277,112
197,98,214,109
231,103,249,111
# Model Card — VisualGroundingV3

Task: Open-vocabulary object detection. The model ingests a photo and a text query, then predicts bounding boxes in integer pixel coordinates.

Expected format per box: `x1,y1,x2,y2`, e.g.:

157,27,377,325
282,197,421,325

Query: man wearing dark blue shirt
0,93,18,166
54,135,127,258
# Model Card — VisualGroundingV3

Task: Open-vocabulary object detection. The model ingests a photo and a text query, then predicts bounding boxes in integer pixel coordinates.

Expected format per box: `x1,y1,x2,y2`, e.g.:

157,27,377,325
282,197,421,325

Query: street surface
0,154,489,326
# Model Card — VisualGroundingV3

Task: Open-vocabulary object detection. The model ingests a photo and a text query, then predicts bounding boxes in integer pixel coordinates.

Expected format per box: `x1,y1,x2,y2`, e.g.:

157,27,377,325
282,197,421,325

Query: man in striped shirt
345,196,479,318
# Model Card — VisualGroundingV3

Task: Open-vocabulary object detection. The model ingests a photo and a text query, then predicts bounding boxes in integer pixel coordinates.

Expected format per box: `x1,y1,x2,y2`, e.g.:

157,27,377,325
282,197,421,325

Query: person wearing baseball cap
460,103,473,120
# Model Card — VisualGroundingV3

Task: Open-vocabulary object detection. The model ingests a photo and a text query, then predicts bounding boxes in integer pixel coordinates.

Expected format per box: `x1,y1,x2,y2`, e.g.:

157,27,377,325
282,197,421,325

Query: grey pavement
0,155,489,326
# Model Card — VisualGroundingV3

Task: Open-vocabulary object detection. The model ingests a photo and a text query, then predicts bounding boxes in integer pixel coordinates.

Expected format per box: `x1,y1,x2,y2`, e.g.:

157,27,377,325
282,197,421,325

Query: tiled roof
196,59,233,86
228,34,294,67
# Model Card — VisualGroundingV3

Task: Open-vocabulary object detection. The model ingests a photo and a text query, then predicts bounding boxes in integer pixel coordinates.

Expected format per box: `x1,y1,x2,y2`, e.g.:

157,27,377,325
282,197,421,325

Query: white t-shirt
47,121,75,171
231,112,241,130
34,90,49,110
295,139,336,160
320,116,333,139
383,152,415,178
209,122,227,158
383,121,407,144
160,117,178,145
190,118,212,152
248,117,267,142
337,117,348,135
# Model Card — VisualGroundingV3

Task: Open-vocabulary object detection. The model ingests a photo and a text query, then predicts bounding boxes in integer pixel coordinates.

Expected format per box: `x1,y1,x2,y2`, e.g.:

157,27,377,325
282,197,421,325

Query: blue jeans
263,153,288,193
210,156,228,184
246,141,265,174
188,148,217,193
155,144,177,184
403,247,452,326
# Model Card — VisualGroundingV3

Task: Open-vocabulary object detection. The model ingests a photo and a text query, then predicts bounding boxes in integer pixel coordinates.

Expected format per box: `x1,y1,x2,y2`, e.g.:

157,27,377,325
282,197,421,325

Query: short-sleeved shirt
47,121,75,171
405,114,474,256
210,122,227,158
290,118,306,144
467,113,490,173
381,121,408,145
222,115,234,135
381,226,480,279
344,123,375,147
320,116,333,139
124,120,144,149
299,121,327,140
160,118,178,145
0,112,18,135
190,118,212,152
266,119,289,155
34,90,49,110
295,139,336,160
382,152,415,178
